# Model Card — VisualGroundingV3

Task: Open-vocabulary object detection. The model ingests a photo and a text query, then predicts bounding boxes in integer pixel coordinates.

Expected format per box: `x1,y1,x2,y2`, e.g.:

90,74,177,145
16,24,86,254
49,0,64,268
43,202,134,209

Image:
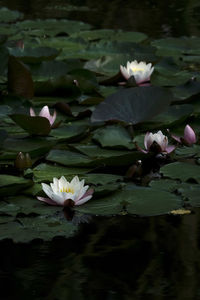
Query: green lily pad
161,162,200,183
125,187,182,216
0,174,32,196
50,122,88,141
46,149,93,167
9,47,60,63
175,145,200,158
3,137,55,157
152,37,200,57
71,29,147,43
0,7,23,23
0,215,77,242
178,184,200,207
93,125,134,149
33,163,92,183
16,19,91,36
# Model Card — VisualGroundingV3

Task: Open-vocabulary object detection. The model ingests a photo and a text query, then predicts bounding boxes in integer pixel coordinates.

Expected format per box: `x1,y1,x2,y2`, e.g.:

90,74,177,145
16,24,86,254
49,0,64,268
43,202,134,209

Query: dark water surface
1,1,200,299
1,0,200,38
1,212,200,299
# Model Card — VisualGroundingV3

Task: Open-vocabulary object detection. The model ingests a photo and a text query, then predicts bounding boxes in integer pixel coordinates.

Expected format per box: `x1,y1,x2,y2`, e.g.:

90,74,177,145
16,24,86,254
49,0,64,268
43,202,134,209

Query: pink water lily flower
120,60,154,85
37,175,94,207
30,105,56,127
172,124,196,145
139,130,175,154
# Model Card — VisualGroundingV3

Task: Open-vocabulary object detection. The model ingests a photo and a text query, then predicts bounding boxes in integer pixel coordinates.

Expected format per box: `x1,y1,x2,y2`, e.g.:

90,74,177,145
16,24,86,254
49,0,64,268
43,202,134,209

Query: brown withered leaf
8,55,34,99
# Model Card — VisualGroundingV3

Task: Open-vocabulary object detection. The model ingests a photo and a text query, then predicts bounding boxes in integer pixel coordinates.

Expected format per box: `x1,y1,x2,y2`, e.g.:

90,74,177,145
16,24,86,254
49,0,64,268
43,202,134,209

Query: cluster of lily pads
1,7,200,242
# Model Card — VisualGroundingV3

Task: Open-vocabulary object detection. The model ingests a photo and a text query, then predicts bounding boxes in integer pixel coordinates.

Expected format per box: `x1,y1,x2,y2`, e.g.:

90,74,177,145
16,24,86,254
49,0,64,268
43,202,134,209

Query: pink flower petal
39,106,50,119
30,107,36,116
165,145,176,153
120,65,130,80
171,134,181,143
144,132,151,150
37,196,59,206
50,110,57,126
184,125,196,144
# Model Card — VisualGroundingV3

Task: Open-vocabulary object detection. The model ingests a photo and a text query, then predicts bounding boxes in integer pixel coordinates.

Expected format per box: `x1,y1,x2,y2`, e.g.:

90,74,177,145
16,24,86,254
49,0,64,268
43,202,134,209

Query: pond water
1,0,200,299
2,212,200,299
1,0,200,38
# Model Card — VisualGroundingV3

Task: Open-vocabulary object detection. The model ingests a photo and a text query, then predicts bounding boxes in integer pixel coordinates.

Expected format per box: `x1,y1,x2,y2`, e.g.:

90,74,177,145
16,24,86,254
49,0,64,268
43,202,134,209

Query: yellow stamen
60,187,74,194
131,68,144,72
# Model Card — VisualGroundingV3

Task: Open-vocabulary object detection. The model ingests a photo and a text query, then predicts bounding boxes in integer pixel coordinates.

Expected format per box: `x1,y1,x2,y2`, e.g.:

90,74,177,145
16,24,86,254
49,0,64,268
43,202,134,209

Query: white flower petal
75,195,92,206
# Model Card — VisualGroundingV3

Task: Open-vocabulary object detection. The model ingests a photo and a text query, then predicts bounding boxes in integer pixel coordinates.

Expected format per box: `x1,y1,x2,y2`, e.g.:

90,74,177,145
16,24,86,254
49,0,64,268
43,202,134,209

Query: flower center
60,187,74,194
131,67,144,72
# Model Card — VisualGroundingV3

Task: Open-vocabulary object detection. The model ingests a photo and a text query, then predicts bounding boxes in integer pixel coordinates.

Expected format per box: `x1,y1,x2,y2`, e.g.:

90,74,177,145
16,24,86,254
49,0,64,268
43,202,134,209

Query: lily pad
9,47,60,63
8,56,34,99
125,187,182,216
33,163,92,183
93,125,134,149
175,145,200,158
15,19,91,37
0,7,23,23
10,114,51,136
0,215,77,242
0,174,32,196
161,162,200,183
3,137,55,157
91,86,173,124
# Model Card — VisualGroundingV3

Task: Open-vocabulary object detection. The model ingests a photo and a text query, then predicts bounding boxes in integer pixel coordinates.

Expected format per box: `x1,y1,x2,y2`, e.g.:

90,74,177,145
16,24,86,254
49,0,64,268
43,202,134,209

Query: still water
1,0,200,299
1,0,200,38
1,212,200,299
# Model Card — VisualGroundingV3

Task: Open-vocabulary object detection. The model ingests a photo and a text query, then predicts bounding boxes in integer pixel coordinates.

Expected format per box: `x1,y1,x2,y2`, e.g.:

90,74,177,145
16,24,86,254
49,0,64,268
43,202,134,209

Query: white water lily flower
30,105,56,127
120,60,154,84
37,176,93,206
141,130,175,153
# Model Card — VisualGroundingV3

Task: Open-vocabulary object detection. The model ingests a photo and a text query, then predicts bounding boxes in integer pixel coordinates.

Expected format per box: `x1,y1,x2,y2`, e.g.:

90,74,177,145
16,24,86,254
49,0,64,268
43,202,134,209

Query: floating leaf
161,162,200,183
46,149,93,167
3,136,54,157
10,114,51,136
0,7,23,23
16,19,91,36
33,163,92,183
8,56,34,99
91,86,172,124
93,125,134,149
125,187,182,216
175,145,200,158
9,47,60,63
0,175,32,196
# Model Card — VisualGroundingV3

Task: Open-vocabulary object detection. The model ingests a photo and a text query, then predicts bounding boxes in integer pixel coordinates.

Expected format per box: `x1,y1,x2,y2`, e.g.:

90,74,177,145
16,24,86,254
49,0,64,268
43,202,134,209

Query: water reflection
1,211,200,299
0,0,200,38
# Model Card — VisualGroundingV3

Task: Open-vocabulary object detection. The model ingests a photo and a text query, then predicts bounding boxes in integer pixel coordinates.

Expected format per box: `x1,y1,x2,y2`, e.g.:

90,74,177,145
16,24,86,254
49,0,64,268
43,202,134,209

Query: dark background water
1,212,200,300
1,0,200,38
1,1,200,299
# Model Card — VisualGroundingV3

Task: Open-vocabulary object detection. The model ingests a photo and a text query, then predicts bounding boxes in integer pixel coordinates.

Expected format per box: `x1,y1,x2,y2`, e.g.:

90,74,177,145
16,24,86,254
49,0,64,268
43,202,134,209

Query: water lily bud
30,105,56,127
15,152,26,170
184,125,196,145
25,153,32,168
15,152,32,170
